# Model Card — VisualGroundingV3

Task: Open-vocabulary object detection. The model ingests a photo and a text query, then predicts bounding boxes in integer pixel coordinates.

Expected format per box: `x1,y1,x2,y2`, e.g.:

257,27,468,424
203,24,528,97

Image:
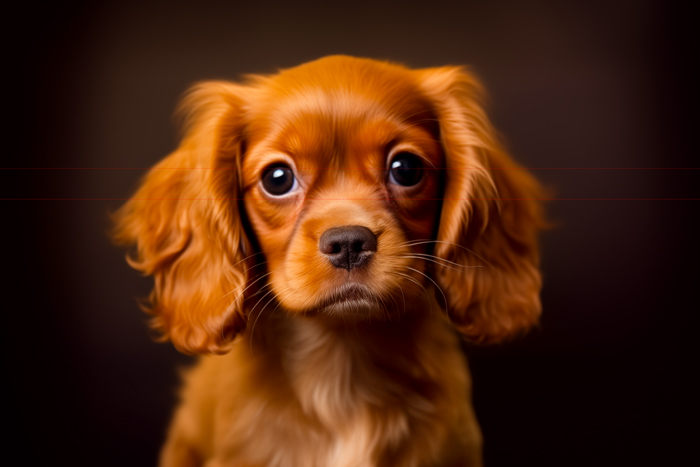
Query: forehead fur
265,55,423,103
242,56,434,144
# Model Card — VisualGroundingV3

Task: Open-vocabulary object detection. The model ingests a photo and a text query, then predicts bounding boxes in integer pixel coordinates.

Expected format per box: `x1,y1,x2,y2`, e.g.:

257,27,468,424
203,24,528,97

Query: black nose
319,226,377,270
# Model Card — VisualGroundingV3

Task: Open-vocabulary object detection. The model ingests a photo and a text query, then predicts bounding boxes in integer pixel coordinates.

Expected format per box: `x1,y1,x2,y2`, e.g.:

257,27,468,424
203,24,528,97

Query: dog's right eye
261,164,297,196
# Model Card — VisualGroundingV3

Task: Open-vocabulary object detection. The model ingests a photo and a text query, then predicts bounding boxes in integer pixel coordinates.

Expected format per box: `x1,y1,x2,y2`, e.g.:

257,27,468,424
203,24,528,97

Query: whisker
249,282,273,299
399,255,462,272
397,284,406,315
215,261,269,306
390,270,434,316
270,288,291,319
249,285,292,356
385,288,400,318
222,251,265,274
398,254,482,271
391,271,424,291
376,293,392,321
248,286,279,322
402,240,497,271
260,286,287,319
405,252,481,269
404,266,449,316
219,281,273,343
248,287,280,354
220,270,274,302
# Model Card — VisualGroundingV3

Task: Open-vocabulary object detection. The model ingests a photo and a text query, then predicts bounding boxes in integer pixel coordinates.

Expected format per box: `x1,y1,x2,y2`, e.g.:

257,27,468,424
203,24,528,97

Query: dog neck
246,310,451,432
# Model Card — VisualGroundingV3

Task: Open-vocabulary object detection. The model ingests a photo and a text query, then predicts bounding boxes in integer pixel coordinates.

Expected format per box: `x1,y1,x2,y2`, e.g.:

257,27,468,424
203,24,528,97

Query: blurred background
3,0,696,465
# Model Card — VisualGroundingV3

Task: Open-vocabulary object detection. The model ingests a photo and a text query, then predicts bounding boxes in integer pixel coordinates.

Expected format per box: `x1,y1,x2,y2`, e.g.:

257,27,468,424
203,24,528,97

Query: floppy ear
113,82,251,354
417,67,545,344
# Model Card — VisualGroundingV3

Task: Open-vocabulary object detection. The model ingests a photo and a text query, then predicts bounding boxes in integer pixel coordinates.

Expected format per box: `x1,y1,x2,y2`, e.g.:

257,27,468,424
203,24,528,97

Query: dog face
114,56,544,354
241,61,444,318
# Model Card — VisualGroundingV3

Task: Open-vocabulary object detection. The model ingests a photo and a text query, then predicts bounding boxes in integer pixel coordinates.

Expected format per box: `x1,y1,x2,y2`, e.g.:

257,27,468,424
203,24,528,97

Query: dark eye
388,152,424,187
261,163,297,196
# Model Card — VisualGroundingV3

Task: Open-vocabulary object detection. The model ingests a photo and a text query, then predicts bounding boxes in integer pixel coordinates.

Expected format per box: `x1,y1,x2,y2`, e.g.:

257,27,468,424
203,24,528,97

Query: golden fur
114,55,544,467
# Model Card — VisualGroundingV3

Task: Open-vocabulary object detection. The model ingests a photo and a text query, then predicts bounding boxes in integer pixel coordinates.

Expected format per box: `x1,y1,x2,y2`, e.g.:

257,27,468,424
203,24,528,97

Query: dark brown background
3,1,696,466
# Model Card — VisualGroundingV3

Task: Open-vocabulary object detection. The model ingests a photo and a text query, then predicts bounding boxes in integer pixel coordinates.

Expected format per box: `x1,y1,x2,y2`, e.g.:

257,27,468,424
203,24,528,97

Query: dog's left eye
261,164,297,196
388,152,424,187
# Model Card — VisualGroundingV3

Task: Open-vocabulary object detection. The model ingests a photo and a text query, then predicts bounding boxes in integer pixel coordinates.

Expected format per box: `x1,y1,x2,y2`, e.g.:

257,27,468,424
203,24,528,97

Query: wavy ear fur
418,67,545,344
113,82,250,354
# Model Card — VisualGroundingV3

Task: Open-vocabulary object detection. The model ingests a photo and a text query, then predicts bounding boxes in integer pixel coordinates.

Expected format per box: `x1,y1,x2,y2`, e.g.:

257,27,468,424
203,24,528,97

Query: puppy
114,55,544,467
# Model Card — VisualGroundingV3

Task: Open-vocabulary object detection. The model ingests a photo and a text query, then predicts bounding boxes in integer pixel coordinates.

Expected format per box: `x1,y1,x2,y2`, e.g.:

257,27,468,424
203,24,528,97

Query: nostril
319,226,378,269
319,237,341,255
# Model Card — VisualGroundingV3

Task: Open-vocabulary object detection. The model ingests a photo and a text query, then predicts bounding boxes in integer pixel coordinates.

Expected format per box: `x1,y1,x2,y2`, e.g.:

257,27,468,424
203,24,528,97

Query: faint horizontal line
2,198,699,201
1,167,699,171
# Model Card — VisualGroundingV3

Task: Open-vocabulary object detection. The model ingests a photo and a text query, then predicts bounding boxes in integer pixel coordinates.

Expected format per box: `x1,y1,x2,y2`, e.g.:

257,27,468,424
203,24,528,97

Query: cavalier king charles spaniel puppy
114,55,544,467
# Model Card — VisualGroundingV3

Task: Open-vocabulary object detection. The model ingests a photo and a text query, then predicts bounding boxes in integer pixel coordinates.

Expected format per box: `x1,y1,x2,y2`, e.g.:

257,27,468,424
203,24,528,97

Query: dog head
114,56,544,354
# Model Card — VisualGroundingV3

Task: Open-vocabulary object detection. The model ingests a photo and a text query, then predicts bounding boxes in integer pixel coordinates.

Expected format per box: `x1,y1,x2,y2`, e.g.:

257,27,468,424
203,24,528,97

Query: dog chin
317,283,384,317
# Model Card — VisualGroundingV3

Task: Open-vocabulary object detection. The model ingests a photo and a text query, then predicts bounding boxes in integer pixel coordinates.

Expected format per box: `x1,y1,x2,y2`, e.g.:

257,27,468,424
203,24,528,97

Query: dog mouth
318,283,379,313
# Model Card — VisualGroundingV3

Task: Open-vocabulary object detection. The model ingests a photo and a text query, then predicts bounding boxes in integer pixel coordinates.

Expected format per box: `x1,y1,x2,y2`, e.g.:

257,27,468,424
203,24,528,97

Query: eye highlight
388,152,424,187
261,163,297,196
